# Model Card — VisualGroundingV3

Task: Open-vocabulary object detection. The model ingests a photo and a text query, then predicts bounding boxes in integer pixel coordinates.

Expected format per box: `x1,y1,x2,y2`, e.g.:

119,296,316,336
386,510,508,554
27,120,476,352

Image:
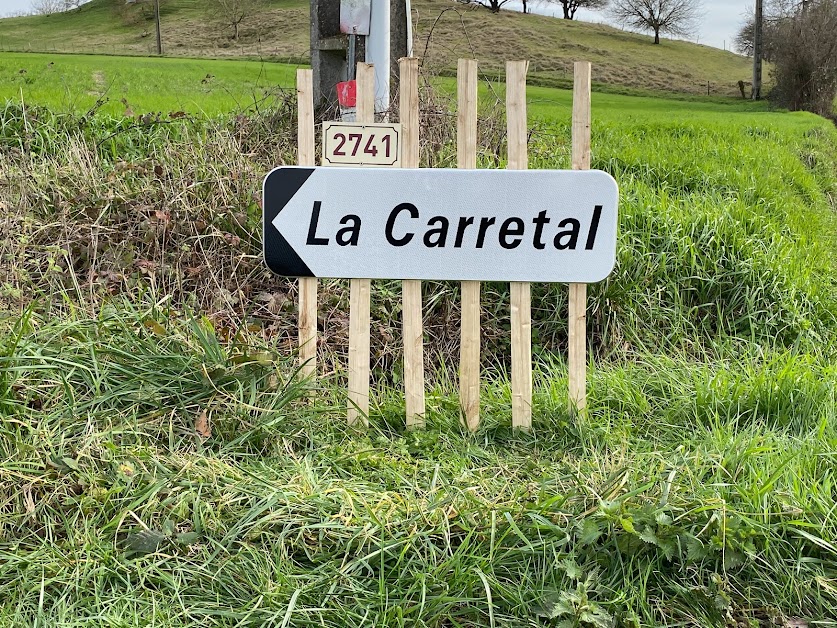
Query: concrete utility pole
311,0,409,106
752,0,763,99
154,0,162,55
366,0,391,112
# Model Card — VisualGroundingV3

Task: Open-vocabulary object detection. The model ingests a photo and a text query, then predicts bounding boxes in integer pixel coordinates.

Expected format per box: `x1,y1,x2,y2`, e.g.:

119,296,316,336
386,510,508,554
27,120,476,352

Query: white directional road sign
263,166,618,283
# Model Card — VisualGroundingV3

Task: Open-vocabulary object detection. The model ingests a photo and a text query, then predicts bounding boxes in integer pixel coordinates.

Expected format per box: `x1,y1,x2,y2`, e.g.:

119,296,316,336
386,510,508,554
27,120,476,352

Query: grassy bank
2,70,837,625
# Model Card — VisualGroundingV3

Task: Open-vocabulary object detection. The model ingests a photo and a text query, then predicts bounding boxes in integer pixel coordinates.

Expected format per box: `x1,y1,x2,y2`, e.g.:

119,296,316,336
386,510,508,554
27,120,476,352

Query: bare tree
540,0,609,19
609,0,703,43
457,0,514,12
211,0,262,40
734,0,793,57
735,17,757,55
32,0,64,15
734,16,780,59
31,0,89,14
770,0,837,114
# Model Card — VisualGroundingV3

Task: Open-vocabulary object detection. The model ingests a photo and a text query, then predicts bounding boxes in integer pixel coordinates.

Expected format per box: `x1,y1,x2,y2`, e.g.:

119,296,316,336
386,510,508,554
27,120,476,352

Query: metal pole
752,0,763,100
155,0,162,55
348,31,357,81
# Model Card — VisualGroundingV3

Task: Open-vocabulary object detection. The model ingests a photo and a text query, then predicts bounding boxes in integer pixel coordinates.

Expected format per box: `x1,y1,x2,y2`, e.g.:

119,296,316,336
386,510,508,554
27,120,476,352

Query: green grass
1,307,836,626
0,0,308,59
0,0,754,97
0,52,298,115
2,58,837,625
0,50,765,117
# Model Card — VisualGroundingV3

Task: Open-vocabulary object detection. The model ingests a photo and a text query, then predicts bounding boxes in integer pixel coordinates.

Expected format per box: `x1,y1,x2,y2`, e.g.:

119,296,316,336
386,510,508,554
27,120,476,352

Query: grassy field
2,53,837,626
0,52,298,115
0,0,754,97
0,51,758,118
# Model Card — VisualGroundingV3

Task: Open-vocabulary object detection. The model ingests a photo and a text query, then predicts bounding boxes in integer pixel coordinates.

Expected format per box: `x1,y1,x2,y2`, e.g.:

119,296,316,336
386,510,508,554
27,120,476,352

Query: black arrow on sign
263,167,315,277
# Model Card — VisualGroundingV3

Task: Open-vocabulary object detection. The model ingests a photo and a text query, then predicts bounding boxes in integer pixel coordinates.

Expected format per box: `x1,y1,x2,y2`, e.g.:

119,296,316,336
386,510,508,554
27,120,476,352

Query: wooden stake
296,69,317,382
507,60,532,431
347,63,375,426
399,57,426,429
569,61,591,414
357,62,375,123
457,59,480,432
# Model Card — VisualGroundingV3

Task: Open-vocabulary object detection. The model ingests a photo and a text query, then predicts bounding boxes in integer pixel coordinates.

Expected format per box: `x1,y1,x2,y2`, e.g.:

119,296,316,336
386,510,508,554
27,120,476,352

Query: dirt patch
88,70,106,97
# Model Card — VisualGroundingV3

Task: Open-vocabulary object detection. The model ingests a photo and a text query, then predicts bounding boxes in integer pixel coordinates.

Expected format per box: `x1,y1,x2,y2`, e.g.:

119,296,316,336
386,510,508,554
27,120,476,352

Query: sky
0,0,751,50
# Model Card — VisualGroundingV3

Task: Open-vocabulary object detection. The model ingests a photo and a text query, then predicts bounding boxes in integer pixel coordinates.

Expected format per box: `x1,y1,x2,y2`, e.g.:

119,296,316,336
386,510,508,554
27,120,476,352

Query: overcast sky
0,0,750,50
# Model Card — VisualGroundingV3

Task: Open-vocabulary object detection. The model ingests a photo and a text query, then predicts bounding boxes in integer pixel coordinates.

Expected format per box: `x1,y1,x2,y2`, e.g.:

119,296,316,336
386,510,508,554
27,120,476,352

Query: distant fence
0,40,308,66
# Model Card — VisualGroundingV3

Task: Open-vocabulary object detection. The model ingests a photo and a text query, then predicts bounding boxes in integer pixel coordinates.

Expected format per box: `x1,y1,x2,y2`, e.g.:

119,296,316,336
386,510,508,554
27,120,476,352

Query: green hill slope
0,0,753,96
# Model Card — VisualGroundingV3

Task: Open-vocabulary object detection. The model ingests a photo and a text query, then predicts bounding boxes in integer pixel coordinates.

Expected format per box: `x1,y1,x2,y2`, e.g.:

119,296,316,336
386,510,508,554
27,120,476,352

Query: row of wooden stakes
291,57,593,431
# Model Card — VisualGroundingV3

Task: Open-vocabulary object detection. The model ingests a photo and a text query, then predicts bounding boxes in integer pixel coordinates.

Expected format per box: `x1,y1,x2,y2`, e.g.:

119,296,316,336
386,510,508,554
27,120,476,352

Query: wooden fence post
347,63,375,427
296,69,318,382
507,60,532,431
569,61,591,414
294,58,595,428
399,57,426,429
458,59,480,432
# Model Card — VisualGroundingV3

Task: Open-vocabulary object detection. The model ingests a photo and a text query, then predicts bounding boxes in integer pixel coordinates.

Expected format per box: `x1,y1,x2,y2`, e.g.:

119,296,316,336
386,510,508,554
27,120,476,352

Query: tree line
736,0,837,115
462,0,703,46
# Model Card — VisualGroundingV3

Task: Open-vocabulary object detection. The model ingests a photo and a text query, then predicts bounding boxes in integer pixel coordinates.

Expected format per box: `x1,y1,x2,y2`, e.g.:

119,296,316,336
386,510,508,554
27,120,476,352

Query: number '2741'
322,122,402,167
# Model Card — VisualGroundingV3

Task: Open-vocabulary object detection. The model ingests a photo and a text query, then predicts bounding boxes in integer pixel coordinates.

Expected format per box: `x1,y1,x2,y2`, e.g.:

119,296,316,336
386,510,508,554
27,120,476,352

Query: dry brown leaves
195,410,212,439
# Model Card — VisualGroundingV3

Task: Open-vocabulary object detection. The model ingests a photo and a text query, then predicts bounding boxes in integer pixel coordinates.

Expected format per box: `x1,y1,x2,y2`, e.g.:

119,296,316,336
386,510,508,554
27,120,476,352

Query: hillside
0,0,753,96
